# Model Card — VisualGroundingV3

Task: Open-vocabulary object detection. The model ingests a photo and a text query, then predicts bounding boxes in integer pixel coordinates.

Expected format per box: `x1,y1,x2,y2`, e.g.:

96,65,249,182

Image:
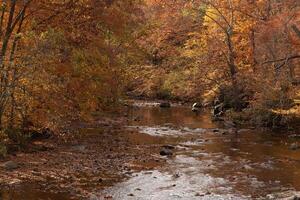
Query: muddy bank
0,116,164,200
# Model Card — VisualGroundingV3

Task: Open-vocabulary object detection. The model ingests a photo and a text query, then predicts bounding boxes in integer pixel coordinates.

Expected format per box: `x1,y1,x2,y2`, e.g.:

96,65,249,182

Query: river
2,102,300,199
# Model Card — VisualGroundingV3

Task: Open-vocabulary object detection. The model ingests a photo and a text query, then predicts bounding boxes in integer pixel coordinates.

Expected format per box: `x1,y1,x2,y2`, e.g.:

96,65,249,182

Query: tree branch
262,55,300,65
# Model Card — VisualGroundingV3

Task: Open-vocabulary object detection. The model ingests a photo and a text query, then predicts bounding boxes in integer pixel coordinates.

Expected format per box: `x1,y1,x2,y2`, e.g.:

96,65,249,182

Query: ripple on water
102,169,249,200
126,126,207,137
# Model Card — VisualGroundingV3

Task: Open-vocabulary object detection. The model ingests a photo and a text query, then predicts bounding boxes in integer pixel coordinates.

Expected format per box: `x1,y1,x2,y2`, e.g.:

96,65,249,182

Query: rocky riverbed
1,101,300,199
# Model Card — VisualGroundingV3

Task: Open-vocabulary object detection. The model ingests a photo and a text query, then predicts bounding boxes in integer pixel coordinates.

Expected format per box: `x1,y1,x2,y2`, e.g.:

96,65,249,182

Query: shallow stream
2,102,300,199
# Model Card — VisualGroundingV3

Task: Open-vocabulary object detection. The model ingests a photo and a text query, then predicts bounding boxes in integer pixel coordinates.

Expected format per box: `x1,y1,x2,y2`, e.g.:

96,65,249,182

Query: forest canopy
0,0,299,139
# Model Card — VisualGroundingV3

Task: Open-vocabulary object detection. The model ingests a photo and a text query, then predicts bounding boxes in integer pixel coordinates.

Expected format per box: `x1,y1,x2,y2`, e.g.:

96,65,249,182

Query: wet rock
192,107,199,112
221,130,228,135
290,143,300,150
243,164,253,170
266,194,275,199
285,195,300,200
213,103,225,117
238,129,251,133
212,129,220,133
291,195,300,200
162,145,175,150
2,161,19,170
213,129,227,135
172,173,180,178
289,134,300,139
160,148,173,156
133,116,141,121
164,123,173,127
192,103,201,112
195,192,205,197
159,102,171,108
89,194,99,200
72,145,86,152
193,102,202,108
224,120,236,128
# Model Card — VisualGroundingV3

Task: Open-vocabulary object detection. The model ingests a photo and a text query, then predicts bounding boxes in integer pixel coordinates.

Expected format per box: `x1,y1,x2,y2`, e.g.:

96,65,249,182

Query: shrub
0,143,7,158
5,129,31,148
216,83,251,111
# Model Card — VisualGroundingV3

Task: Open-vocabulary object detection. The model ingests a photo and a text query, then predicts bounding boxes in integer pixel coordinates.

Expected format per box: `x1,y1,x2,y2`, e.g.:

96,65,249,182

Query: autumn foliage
0,0,299,149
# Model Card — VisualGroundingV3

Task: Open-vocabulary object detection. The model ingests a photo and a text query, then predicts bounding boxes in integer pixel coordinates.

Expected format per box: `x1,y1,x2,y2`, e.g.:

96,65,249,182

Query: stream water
2,102,300,199
103,103,300,200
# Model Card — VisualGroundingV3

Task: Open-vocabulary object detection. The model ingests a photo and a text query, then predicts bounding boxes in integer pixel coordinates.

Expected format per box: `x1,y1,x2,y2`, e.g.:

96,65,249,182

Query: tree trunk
292,25,300,39
250,29,257,72
226,30,237,84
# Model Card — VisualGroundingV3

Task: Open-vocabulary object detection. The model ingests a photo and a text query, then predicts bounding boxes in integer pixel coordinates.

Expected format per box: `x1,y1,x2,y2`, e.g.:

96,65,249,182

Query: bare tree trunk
226,30,237,84
8,7,27,128
250,29,257,72
0,2,7,38
0,0,17,67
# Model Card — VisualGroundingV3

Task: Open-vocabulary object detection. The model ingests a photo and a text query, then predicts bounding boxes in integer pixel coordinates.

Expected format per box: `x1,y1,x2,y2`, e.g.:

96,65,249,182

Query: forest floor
0,114,165,199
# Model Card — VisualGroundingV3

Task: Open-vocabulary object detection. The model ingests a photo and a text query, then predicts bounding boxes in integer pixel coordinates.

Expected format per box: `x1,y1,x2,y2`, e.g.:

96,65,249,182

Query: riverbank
0,114,164,200
1,101,300,200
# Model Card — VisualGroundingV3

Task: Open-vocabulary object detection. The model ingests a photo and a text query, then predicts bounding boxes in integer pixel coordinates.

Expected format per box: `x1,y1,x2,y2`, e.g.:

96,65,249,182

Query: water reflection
122,105,300,199
2,103,300,199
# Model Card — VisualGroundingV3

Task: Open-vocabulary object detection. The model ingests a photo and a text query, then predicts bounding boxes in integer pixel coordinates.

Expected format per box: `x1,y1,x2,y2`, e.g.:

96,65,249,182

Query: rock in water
2,161,19,170
224,120,236,128
192,103,201,112
162,145,175,150
292,196,300,200
159,102,171,108
290,143,299,150
192,103,201,108
213,103,224,117
192,107,199,113
285,194,300,200
160,148,173,156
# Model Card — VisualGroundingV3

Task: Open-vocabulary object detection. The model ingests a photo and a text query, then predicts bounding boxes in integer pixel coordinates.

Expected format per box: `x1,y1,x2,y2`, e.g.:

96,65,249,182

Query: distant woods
128,0,300,127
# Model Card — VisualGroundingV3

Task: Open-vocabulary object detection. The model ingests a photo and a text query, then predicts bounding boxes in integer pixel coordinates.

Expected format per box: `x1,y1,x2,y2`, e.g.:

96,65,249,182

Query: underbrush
226,81,300,129
0,128,52,158
216,83,251,111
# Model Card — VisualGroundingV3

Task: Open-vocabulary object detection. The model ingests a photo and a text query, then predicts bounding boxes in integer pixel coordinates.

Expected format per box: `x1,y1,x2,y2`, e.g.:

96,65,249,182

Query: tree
0,0,144,131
